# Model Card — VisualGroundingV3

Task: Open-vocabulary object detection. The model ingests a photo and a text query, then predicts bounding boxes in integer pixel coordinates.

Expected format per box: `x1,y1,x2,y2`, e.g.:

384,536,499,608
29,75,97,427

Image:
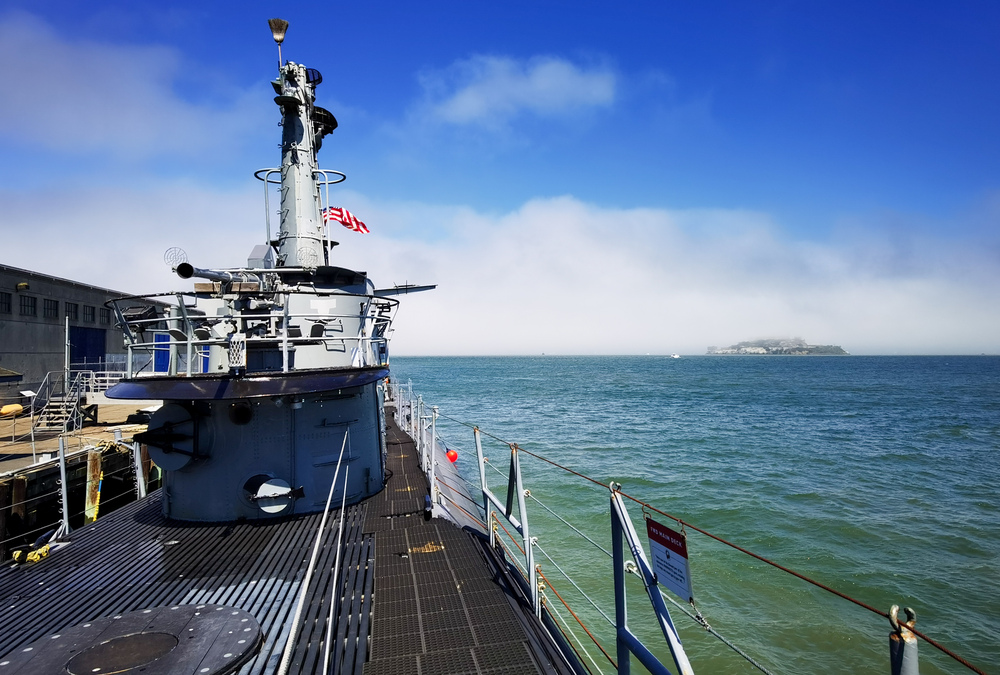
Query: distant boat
671,353,681,359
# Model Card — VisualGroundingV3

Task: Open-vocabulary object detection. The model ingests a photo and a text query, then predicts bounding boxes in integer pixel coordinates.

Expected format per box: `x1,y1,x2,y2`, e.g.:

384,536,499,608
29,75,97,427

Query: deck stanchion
509,444,539,618
889,606,919,675
167,307,180,377
133,441,147,499
407,380,414,436
417,396,425,469
57,436,71,537
430,406,439,505
473,426,497,550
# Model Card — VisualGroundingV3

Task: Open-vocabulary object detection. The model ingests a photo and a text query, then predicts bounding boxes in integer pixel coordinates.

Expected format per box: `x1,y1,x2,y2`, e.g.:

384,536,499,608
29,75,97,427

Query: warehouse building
0,264,135,402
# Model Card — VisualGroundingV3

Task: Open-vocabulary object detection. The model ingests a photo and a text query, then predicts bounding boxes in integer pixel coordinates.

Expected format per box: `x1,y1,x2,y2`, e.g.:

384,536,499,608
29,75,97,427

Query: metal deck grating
0,496,373,674
0,407,577,674
361,413,575,675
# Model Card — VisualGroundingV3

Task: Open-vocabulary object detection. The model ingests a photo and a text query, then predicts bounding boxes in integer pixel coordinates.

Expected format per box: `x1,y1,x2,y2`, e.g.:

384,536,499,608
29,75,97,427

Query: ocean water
389,355,1000,675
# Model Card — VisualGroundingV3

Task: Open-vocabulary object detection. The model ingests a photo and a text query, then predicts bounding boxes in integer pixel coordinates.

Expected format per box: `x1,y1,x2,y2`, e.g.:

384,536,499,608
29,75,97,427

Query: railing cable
434,408,991,675
534,541,614,627
527,492,612,558
655,588,776,675
542,590,604,675
537,568,617,670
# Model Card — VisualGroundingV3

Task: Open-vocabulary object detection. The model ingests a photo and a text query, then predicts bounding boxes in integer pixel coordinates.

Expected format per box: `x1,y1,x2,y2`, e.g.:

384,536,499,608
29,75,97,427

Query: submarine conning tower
272,58,338,268
104,21,400,522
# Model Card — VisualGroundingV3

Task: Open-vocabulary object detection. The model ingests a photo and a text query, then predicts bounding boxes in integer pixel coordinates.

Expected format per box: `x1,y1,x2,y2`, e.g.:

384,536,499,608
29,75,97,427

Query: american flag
322,206,370,234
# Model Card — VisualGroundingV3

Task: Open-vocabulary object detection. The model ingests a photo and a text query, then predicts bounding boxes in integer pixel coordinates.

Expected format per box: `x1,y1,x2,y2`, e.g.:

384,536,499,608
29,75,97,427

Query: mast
268,20,337,269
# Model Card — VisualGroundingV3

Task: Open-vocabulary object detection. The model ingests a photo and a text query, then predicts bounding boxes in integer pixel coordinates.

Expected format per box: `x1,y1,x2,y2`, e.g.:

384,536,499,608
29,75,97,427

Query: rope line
493,514,526,556
527,492,612,558
656,589,776,675
0,521,59,547
534,541,614,627
434,474,485,510
542,590,602,675
536,568,617,669
2,487,64,510
429,405,991,675
436,487,487,529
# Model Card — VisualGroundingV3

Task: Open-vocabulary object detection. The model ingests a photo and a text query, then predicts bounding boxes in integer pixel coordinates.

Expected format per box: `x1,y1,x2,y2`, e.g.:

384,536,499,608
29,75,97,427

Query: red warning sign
646,518,694,603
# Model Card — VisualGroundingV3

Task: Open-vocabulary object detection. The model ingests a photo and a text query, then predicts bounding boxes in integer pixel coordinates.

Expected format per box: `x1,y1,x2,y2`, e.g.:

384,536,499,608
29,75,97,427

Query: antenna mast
268,18,288,70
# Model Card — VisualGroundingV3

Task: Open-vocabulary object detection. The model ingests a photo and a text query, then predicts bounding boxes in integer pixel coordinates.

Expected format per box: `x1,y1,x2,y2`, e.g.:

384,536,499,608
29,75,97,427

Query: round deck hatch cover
66,632,178,673
0,604,261,674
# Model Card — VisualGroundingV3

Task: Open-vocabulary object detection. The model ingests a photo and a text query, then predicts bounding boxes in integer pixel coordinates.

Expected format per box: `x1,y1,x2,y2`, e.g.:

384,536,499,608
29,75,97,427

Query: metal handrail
111,290,398,377
388,381,956,675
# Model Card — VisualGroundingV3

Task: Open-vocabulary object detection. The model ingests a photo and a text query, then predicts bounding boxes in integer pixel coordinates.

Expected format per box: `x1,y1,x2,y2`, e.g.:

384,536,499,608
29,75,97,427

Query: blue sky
1,1,998,354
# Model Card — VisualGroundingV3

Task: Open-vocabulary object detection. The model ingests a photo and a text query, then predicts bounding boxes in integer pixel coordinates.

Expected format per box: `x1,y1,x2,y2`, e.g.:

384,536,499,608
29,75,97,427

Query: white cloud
418,55,615,129
3,185,996,356
357,197,1000,356
0,12,261,158
2,182,262,293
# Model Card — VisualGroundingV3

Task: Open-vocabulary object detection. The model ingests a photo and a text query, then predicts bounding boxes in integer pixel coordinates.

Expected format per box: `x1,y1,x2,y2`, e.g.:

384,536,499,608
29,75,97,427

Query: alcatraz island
707,338,848,355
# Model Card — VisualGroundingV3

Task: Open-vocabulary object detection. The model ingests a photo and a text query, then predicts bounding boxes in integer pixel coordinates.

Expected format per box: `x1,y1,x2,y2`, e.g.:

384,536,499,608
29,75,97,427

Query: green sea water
390,355,999,675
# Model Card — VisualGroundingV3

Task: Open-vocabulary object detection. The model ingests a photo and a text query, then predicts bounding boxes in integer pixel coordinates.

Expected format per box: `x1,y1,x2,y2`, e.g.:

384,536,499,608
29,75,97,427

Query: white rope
278,429,349,675
322,466,350,675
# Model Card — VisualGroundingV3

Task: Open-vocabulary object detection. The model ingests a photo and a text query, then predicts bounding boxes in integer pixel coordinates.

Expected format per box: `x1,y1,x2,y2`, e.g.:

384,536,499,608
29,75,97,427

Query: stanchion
889,606,919,675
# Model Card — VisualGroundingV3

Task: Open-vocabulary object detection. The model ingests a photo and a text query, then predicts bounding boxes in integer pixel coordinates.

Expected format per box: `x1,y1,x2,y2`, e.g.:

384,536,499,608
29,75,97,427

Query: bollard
889,605,919,675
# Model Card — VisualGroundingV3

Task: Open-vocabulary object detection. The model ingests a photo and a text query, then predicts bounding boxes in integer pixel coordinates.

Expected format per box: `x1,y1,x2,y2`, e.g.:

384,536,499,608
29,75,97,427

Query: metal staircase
30,370,123,434
34,393,79,433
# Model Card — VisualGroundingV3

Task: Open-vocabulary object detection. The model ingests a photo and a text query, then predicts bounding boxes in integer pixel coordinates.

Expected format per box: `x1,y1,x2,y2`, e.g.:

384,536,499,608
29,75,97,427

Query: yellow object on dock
0,404,23,418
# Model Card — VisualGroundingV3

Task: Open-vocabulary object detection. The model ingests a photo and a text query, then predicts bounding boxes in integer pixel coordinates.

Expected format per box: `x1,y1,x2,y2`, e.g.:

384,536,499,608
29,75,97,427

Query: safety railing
0,430,152,561
110,290,397,378
389,379,990,675
254,168,347,248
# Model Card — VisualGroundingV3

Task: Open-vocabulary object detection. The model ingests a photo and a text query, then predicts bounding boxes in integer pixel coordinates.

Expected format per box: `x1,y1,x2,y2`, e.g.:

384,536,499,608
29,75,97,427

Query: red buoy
446,449,458,463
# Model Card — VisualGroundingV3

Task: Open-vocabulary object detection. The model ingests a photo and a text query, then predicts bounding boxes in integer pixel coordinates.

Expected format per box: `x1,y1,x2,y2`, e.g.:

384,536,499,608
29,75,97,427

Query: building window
43,298,59,318
0,292,10,314
19,295,37,316
83,305,96,323
66,302,79,321
100,307,111,325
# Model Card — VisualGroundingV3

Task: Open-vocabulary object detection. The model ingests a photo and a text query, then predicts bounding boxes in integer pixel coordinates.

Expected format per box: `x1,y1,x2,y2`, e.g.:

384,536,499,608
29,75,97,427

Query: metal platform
0,412,576,674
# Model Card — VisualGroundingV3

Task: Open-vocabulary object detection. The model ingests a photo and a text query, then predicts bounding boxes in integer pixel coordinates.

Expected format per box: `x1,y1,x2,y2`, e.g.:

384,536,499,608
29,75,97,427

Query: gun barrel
176,263,234,283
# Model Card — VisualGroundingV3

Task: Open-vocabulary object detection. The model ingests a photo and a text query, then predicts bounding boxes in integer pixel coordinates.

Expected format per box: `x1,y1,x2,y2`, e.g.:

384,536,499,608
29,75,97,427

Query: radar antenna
163,247,189,270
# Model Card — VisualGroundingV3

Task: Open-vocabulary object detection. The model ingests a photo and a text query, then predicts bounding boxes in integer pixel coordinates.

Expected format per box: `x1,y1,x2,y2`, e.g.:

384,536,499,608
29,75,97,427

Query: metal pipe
430,406,438,505
282,293,290,373
407,381,414,437
167,307,179,377
511,445,538,617
889,606,919,675
58,436,71,537
63,317,70,398
133,441,147,499
612,492,630,675
417,396,424,469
